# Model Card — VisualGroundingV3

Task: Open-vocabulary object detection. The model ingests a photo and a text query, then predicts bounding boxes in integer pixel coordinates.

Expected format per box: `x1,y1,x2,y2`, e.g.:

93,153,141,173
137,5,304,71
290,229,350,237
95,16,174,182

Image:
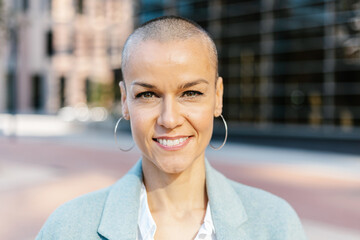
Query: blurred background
0,0,359,239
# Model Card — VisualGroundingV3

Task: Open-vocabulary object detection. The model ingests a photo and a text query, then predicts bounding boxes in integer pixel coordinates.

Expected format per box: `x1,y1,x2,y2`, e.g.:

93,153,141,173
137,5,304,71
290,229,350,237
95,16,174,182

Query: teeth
156,137,188,147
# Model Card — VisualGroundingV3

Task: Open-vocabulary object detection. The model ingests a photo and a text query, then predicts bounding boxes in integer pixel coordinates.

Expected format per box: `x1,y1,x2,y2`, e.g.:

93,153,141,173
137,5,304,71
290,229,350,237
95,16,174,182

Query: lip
153,136,192,151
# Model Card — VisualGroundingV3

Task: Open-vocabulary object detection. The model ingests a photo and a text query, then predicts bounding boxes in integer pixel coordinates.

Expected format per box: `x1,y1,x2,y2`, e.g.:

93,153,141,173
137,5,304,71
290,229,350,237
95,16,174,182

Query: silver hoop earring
114,117,134,152
210,114,228,150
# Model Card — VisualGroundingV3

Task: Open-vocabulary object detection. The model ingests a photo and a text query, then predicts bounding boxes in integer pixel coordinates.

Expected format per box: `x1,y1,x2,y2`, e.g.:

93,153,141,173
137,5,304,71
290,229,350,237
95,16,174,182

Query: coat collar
98,160,143,240
205,160,249,240
98,159,249,240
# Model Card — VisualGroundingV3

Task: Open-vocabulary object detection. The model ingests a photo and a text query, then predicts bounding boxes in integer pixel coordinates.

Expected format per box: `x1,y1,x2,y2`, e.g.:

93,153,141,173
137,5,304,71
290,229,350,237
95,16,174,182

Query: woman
36,16,307,240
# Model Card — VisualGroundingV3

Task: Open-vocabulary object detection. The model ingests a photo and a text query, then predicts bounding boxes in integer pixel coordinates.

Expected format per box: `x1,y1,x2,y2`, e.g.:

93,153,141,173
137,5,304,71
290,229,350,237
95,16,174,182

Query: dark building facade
136,0,360,140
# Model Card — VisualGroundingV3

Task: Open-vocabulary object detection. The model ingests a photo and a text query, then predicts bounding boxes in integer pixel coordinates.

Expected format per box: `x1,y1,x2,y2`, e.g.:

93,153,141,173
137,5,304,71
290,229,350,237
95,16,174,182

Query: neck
142,156,207,213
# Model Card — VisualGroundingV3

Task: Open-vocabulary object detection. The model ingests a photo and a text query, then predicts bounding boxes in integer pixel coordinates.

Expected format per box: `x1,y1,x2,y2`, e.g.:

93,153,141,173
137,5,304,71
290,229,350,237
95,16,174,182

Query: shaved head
121,16,218,78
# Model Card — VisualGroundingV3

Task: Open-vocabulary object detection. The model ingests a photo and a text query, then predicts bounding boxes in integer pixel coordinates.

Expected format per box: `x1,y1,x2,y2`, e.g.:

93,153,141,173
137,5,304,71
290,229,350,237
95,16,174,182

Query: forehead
123,38,216,84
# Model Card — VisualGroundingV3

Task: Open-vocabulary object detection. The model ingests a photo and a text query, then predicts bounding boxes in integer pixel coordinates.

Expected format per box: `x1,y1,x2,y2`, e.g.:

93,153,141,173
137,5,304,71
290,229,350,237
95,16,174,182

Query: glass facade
136,0,360,139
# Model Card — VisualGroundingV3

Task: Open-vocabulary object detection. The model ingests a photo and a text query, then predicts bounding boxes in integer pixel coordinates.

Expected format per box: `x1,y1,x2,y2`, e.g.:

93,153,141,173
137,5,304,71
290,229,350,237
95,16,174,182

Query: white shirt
137,184,216,240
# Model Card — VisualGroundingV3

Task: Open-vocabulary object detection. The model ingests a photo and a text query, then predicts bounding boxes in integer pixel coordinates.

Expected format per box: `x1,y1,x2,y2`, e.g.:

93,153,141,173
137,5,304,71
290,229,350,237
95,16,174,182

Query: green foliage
86,79,114,109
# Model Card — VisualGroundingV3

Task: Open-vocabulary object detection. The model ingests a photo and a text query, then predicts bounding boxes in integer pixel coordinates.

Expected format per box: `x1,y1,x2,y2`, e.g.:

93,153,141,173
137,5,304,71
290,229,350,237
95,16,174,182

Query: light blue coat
36,160,307,240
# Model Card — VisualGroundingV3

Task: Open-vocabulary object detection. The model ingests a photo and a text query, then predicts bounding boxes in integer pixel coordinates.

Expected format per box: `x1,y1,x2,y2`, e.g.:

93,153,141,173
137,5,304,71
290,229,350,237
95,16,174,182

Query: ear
214,76,223,117
119,81,130,120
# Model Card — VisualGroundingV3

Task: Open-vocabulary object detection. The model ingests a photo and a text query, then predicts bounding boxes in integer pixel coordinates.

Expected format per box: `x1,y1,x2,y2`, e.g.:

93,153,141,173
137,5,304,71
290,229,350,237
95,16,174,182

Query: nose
157,96,183,129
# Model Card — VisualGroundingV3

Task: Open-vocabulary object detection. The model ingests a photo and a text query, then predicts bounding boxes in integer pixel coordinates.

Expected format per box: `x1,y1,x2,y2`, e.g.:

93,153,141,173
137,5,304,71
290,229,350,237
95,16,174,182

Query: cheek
187,106,214,137
129,108,155,141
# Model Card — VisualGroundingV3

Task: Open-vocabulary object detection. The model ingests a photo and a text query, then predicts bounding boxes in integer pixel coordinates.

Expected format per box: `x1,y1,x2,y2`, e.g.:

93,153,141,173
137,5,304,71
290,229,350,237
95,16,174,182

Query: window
32,74,42,111
22,0,29,12
113,68,122,102
76,0,84,14
6,72,16,113
46,30,54,56
60,76,66,107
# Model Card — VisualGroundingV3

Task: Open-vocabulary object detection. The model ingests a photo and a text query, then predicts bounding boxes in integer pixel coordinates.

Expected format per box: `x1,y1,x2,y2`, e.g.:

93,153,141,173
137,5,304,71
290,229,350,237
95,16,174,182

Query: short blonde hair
121,16,218,77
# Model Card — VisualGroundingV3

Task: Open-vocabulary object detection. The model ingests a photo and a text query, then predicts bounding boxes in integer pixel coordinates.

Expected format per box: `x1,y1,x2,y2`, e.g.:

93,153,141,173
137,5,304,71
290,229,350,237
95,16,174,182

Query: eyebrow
179,79,209,89
131,82,156,89
131,79,209,89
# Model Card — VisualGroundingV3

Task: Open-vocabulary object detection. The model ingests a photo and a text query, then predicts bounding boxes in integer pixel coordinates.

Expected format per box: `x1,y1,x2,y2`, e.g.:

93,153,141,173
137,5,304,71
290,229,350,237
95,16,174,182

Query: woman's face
121,38,223,174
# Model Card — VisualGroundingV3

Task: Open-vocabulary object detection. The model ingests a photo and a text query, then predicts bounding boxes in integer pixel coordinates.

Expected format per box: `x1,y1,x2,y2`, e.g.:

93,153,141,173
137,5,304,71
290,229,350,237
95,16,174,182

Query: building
0,0,133,114
136,0,360,139
1,0,359,140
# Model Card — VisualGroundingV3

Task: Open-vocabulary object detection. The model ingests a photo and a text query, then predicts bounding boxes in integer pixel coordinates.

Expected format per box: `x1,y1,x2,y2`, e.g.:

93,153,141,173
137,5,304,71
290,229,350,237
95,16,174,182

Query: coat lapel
98,160,143,240
205,160,250,240
97,159,250,240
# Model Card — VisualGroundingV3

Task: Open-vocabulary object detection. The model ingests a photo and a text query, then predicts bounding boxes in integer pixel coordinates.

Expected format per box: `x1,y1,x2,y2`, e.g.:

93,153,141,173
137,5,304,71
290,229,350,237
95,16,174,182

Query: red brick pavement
0,137,359,239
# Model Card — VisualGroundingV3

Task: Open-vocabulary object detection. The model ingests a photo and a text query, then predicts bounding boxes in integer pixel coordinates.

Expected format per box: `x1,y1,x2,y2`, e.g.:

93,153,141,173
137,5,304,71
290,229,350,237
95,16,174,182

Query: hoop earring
114,116,134,152
210,114,228,150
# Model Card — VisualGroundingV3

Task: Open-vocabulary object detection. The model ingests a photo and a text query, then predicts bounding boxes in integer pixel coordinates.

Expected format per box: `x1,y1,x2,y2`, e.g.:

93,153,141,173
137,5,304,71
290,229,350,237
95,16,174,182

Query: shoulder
229,179,307,239
36,161,143,239
229,179,292,212
36,186,111,239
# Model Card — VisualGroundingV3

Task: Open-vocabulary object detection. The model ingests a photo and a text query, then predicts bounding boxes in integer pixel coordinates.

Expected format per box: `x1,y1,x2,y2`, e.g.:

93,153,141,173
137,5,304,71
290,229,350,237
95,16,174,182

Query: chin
152,155,193,175
158,159,189,174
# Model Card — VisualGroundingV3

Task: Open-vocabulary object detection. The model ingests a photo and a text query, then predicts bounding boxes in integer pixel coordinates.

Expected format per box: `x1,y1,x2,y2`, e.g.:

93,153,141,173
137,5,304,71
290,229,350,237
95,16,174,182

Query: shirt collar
138,183,215,240
138,183,156,240
195,201,216,239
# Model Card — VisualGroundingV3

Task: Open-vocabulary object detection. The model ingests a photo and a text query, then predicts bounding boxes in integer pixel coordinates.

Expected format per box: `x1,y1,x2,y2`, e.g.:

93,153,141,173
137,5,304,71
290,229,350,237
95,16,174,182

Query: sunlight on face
121,38,223,174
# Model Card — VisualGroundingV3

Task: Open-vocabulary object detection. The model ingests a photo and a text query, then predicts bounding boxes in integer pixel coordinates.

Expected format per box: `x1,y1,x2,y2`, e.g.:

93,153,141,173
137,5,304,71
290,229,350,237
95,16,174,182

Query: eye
182,91,203,98
136,91,157,99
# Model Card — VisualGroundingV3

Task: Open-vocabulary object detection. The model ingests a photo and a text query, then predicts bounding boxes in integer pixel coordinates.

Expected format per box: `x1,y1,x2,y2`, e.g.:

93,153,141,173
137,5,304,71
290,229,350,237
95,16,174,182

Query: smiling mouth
154,137,189,147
